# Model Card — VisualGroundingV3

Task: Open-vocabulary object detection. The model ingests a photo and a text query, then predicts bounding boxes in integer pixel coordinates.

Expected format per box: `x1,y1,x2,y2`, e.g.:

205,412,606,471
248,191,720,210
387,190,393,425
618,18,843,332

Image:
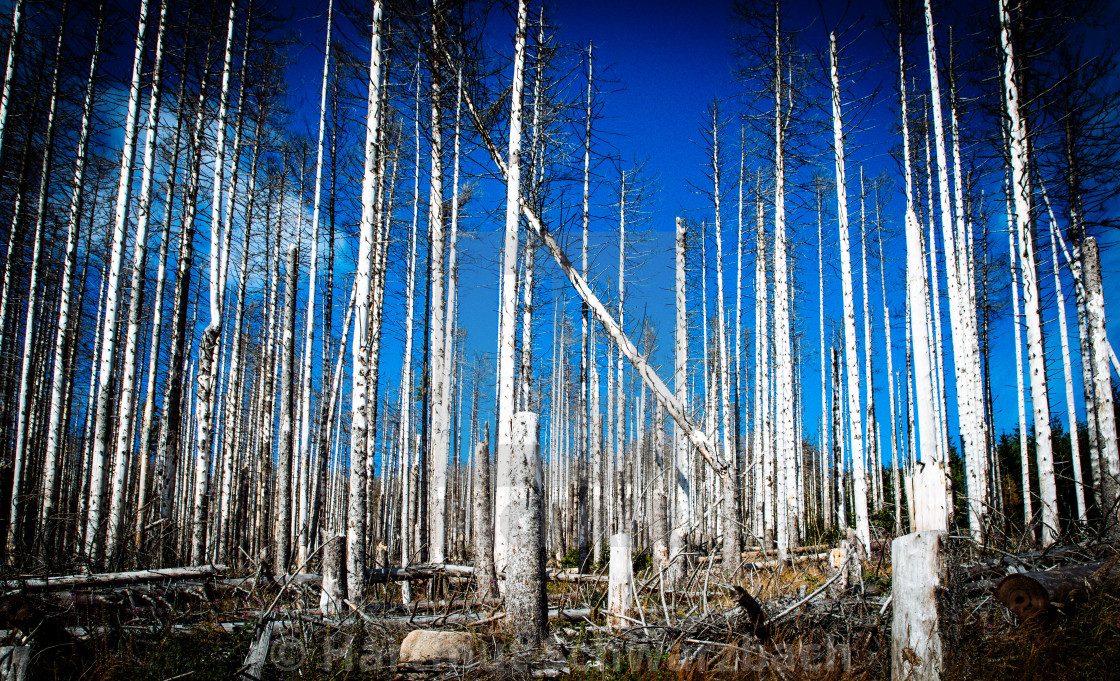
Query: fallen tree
0,565,227,592
995,563,1119,621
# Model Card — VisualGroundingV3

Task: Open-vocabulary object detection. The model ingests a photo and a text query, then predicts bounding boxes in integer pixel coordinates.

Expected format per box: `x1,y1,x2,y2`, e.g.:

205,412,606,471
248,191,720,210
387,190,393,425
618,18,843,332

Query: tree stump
504,412,546,648
891,531,946,681
319,533,345,617
608,532,633,630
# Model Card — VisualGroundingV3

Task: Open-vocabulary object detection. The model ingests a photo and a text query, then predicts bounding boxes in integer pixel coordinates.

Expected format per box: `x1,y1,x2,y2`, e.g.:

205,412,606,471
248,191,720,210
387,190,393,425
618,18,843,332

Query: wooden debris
241,620,274,680
0,646,30,681
0,565,227,592
994,563,1117,622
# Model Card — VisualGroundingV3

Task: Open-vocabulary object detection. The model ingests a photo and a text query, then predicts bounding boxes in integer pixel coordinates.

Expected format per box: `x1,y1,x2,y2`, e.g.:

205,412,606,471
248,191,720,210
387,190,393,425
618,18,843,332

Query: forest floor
2,536,1119,680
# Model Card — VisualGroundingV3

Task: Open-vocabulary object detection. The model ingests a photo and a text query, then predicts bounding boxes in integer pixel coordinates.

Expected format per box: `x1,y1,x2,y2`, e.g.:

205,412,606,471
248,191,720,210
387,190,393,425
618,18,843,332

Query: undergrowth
946,576,1120,681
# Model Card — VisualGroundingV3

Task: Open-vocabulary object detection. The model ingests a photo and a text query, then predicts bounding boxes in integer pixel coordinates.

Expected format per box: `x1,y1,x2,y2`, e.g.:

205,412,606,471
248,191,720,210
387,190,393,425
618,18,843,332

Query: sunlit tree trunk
427,0,449,563
1046,208,1086,521
347,0,383,600
859,172,879,514
772,2,794,561
816,182,829,530
578,42,593,572
829,33,869,550
1083,237,1119,518
1001,0,1056,543
494,0,529,578
296,0,332,568
104,0,168,564
41,2,104,557
924,0,988,535
0,0,24,161
275,245,298,572
86,0,151,562
7,20,63,557
710,106,740,575
670,216,689,586
191,0,237,565
879,226,902,533
899,29,945,531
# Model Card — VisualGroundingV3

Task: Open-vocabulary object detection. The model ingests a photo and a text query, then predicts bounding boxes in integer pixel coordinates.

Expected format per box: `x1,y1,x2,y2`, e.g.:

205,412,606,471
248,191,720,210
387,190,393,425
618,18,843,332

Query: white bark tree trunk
710,107,741,576
85,0,151,563
670,217,689,586
0,0,24,162
104,0,168,564
297,0,332,569
40,4,104,555
925,0,988,536
1048,211,1086,521
1083,237,1119,517
473,425,497,599
7,24,63,557
427,1,449,564
348,0,383,601
608,532,633,630
1001,0,1057,543
829,34,870,550
505,412,546,647
275,244,299,573
494,0,529,577
771,7,795,561
191,0,238,565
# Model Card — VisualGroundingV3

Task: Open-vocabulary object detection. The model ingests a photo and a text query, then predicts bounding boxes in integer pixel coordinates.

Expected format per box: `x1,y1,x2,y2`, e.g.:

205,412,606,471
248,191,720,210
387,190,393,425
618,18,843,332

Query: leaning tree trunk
1047,210,1086,521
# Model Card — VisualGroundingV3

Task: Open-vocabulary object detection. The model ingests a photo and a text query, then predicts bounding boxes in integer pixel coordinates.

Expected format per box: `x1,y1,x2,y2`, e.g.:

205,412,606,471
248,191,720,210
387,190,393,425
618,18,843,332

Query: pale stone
398,630,476,664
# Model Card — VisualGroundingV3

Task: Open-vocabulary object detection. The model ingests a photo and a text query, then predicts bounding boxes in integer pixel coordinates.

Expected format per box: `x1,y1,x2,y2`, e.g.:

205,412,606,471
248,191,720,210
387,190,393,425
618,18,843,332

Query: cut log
0,646,30,681
994,563,1117,621
0,565,227,591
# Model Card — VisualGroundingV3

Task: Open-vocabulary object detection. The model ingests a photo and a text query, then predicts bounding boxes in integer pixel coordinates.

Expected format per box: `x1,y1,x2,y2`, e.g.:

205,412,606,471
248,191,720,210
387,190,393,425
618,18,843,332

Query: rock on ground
398,630,476,664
